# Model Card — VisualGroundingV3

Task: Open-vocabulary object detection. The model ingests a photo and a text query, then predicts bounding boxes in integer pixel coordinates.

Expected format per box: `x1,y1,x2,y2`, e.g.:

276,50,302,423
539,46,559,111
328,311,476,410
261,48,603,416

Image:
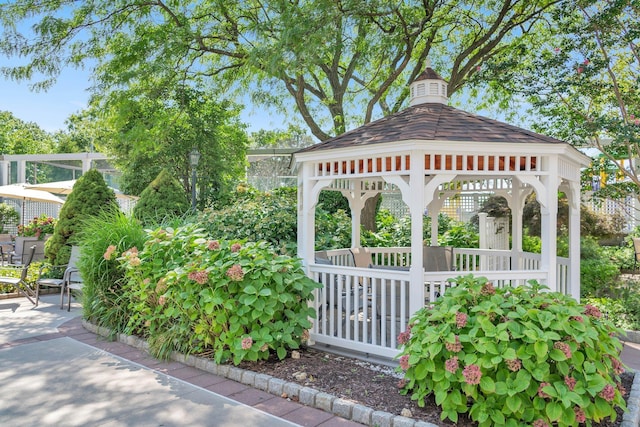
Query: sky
0,59,285,134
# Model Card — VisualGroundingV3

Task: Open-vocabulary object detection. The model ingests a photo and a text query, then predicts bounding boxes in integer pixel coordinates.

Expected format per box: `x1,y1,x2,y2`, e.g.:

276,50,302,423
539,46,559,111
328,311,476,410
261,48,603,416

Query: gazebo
293,66,591,359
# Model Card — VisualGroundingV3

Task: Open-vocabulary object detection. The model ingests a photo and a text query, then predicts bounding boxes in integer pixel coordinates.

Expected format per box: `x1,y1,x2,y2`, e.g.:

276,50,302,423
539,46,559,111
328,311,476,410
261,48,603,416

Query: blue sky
0,60,284,134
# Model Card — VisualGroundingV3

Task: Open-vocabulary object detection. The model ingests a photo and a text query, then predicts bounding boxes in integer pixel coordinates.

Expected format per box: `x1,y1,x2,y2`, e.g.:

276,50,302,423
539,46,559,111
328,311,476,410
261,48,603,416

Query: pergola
293,67,591,359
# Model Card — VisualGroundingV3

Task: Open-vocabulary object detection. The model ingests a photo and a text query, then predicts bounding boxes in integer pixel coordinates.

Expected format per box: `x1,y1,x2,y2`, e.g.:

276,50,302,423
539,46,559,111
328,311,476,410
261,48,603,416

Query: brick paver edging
81,320,640,427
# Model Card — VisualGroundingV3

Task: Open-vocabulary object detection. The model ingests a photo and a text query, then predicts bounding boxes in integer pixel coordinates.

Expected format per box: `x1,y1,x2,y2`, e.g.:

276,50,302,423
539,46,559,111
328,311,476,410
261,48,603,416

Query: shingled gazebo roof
297,103,565,154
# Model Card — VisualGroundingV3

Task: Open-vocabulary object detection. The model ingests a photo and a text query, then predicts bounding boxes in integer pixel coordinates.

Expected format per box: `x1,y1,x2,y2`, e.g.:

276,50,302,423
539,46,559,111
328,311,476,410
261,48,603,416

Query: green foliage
584,294,640,332
17,214,56,239
0,1,561,141
133,169,190,226
118,224,320,364
318,190,350,216
77,210,147,331
0,202,19,233
96,85,248,206
481,2,639,204
46,169,119,265
0,261,44,294
362,213,464,248
398,275,627,426
522,234,542,254
439,223,479,248
200,186,298,253
575,237,620,298
200,186,351,254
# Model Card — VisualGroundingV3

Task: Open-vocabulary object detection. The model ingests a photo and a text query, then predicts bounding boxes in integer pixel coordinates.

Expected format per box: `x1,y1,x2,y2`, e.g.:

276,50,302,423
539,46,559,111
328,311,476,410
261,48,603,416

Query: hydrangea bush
397,275,627,426
115,223,320,364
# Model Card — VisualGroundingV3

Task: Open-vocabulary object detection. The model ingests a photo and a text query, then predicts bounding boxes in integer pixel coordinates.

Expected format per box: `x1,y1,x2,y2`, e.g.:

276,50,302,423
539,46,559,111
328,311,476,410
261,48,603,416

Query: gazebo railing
309,246,570,359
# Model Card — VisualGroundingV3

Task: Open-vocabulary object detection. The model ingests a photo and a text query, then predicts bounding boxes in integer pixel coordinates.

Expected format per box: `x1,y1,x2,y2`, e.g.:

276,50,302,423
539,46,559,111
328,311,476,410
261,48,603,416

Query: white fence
308,247,569,359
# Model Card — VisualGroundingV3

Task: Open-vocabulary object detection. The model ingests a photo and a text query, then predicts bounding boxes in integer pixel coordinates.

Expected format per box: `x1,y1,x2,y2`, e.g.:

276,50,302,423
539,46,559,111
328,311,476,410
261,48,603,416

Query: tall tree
0,0,561,141
0,0,562,228
481,0,639,205
94,84,248,206
0,110,56,183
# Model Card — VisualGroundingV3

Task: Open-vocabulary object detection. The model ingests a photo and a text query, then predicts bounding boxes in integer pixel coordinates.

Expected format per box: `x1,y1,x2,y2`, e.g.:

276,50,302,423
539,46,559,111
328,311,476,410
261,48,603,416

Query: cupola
409,60,448,106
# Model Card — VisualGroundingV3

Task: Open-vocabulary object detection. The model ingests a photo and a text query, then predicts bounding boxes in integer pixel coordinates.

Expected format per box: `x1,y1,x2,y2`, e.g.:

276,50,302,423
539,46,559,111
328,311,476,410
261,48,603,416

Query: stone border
623,330,640,345
82,321,640,427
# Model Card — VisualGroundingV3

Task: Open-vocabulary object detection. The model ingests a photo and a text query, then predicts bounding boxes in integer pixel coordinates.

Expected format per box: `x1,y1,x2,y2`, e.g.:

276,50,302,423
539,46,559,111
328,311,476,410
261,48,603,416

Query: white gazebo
293,66,591,359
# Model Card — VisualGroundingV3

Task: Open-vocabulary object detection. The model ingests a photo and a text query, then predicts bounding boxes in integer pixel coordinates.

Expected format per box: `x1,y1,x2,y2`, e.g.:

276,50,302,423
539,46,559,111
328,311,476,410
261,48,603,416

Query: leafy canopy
0,0,561,141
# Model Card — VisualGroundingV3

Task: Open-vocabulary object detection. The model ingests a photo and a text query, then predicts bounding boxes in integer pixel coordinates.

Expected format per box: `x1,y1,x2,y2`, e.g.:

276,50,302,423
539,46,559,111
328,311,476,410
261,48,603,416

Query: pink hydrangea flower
158,295,167,306
538,382,551,399
188,270,209,284
480,282,495,295
505,358,521,372
226,264,244,281
445,356,459,374
533,420,549,427
397,330,411,345
399,355,410,370
231,243,242,253
445,335,462,353
462,364,482,385
584,304,602,319
564,376,576,391
553,341,572,359
241,336,253,350
610,356,625,375
574,407,586,423
455,312,468,328
617,382,627,396
207,240,220,250
599,384,616,402
570,315,584,322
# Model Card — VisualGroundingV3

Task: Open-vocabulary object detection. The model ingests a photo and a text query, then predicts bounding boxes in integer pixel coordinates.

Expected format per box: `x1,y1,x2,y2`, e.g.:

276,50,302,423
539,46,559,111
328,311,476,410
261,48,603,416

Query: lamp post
189,149,201,210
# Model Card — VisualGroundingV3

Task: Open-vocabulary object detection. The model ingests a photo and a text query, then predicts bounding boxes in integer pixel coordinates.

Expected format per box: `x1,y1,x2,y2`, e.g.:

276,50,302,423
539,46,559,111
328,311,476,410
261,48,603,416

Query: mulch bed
238,347,634,426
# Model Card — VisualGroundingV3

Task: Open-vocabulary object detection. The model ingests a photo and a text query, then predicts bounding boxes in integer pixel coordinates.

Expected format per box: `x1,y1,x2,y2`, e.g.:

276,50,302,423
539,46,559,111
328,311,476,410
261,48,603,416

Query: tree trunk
360,194,380,232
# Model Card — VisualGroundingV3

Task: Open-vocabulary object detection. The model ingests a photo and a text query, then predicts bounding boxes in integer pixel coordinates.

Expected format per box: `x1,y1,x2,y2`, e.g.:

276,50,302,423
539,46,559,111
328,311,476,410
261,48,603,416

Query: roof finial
425,58,431,69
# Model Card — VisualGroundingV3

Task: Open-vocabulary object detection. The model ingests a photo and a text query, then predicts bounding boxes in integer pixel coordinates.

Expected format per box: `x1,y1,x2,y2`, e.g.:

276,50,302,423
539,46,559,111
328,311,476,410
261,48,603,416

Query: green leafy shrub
439,222,479,248
46,169,119,265
522,234,542,254
0,202,19,233
200,186,298,253
397,275,627,426
119,224,320,364
200,185,351,253
0,261,43,294
580,259,620,298
585,294,640,331
133,169,190,225
17,214,56,239
77,210,147,331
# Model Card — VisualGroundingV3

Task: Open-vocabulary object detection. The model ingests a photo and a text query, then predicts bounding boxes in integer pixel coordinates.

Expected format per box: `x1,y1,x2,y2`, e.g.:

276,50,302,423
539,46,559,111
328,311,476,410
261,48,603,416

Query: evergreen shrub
133,169,190,225
46,169,118,265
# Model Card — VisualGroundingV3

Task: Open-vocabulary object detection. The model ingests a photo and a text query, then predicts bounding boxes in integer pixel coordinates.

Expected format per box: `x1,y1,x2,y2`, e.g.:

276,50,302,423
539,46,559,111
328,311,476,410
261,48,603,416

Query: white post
409,151,425,315
568,181,581,300
0,161,9,186
540,158,559,291
16,160,26,183
478,212,488,270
